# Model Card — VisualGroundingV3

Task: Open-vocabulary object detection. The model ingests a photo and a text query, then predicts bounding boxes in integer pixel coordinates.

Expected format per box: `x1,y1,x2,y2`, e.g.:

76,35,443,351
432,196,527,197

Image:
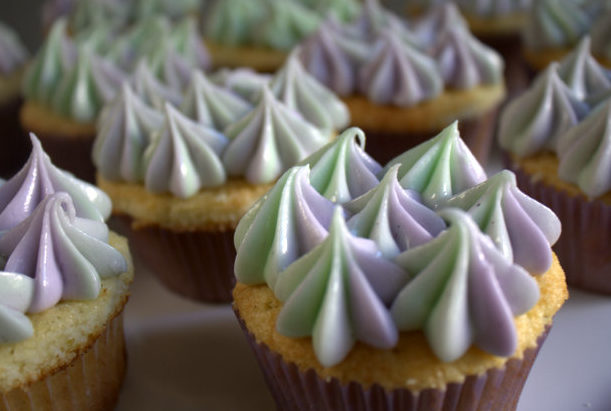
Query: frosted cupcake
299,2,505,165
94,78,332,302
0,135,133,410
498,48,611,293
0,23,29,178
233,123,567,410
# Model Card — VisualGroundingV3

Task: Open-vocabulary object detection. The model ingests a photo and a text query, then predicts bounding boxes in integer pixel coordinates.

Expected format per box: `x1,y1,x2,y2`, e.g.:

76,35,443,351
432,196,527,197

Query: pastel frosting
300,127,381,203
0,134,111,232
93,83,164,183
222,86,329,184
523,0,590,50
497,63,589,157
269,49,350,133
557,100,611,198
0,272,34,343
384,122,487,208
0,193,127,314
234,165,335,288
391,208,540,362
443,170,561,274
180,70,252,131
130,61,183,110
143,104,228,198
210,68,271,104
346,164,446,258
0,22,28,75
274,206,408,367
455,0,532,16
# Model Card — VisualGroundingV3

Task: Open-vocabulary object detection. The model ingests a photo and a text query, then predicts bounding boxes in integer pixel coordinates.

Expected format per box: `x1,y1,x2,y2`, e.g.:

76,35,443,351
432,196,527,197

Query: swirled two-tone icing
346,165,445,258
130,61,183,109
253,1,321,51
0,272,34,343
0,193,127,313
523,0,590,50
144,104,228,198
270,49,350,133
222,86,329,184
300,127,381,203
180,70,252,130
0,22,28,75
211,68,271,104
391,208,540,362
108,16,170,70
443,170,561,273
384,122,487,208
498,63,589,157
0,134,111,232
557,100,611,198
234,165,335,287
93,83,164,183
204,0,266,46
274,206,408,367
300,0,361,21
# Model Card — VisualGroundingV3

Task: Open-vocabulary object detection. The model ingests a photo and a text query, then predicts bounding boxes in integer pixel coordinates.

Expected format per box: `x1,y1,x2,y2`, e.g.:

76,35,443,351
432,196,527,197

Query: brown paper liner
234,309,550,411
512,166,611,294
0,313,126,411
32,131,96,184
117,215,236,303
365,108,498,167
0,97,29,179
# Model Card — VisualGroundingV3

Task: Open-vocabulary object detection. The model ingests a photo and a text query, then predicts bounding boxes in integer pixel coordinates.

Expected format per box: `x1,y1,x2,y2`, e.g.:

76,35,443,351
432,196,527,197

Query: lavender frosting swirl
274,206,408,367
0,134,111,232
130,61,183,110
391,208,540,362
0,192,127,313
0,22,28,75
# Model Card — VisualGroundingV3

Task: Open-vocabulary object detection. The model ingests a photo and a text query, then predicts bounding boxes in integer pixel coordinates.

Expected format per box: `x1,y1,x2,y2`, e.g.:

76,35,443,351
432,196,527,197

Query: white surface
116,269,611,411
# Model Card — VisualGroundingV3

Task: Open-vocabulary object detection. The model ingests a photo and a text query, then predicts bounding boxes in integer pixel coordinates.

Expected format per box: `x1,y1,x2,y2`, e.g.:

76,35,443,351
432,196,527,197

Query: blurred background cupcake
0,22,29,179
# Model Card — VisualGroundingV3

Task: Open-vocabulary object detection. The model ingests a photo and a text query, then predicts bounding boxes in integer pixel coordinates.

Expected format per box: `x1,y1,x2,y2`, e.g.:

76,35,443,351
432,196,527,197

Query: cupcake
299,2,505,165
0,135,133,410
203,0,360,72
498,49,611,293
0,23,29,179
94,76,333,302
232,123,567,410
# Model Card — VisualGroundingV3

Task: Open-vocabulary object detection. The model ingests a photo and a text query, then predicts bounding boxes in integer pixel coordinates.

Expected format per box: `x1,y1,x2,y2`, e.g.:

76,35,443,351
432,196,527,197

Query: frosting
274,206,408,367
69,0,127,34
358,30,443,106
411,3,469,50
23,19,76,105
143,103,228,198
384,121,487,208
131,0,200,21
299,0,361,21
0,22,28,75
0,272,34,343
0,134,111,232
443,170,561,274
346,164,446,258
211,68,271,104
0,192,127,313
270,49,350,133
432,24,503,89
234,165,335,287
557,100,611,198
222,86,329,184
300,127,381,203
51,46,126,123
180,70,252,131
455,0,532,16
93,83,164,183
557,37,611,101
391,208,540,362
108,16,171,70
498,63,589,157
523,0,590,50
204,0,266,46
130,61,183,109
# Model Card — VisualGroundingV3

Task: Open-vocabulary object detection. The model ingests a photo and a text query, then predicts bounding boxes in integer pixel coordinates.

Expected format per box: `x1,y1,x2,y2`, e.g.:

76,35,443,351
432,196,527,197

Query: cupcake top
234,123,561,365
0,140,128,343
0,22,28,76
298,2,504,103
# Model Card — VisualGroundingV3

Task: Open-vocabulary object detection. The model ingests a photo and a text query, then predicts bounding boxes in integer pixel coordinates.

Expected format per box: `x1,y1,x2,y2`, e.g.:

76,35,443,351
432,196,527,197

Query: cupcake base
206,41,288,72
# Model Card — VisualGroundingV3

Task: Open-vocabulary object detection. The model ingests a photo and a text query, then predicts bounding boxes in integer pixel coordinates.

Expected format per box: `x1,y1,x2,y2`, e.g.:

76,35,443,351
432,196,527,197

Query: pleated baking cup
0,313,127,411
234,309,550,411
118,215,236,303
513,167,611,294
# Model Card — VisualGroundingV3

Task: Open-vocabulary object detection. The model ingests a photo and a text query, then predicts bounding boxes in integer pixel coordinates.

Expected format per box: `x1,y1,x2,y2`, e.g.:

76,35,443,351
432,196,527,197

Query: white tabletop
115,268,611,411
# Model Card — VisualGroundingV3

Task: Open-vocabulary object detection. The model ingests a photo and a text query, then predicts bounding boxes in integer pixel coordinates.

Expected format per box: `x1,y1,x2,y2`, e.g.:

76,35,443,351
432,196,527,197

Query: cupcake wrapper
34,131,96,184
0,97,29,178
0,313,126,411
513,167,611,294
235,309,549,411
119,215,236,303
365,109,498,167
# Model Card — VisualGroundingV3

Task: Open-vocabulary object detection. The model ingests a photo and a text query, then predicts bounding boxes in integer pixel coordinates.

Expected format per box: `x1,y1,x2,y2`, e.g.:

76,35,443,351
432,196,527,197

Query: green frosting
204,0,265,46
253,1,321,51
